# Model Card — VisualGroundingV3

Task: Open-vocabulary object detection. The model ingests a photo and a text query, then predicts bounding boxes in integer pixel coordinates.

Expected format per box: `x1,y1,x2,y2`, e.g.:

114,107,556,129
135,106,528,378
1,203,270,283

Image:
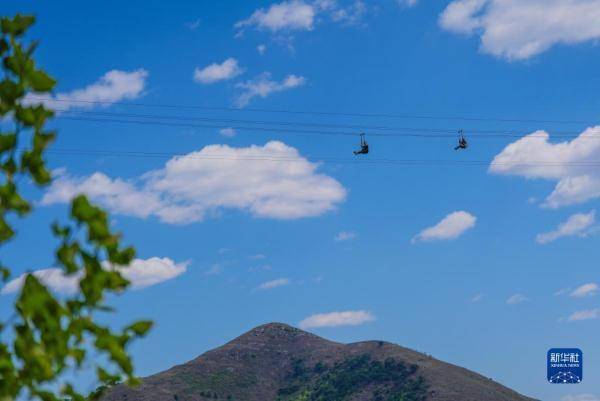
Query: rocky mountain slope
101,323,537,401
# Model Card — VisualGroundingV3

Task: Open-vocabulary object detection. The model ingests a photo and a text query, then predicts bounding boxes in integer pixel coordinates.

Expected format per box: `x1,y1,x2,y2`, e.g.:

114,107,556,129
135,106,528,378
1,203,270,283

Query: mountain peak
101,323,537,401
246,322,303,336
222,322,336,352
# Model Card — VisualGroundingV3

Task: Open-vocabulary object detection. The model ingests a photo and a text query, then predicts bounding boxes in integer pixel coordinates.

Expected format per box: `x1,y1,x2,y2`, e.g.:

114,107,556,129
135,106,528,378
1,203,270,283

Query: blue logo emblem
547,348,582,384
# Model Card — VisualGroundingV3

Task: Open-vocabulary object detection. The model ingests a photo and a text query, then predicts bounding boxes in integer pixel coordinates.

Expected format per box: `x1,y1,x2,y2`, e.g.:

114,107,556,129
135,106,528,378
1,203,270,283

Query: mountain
101,323,537,401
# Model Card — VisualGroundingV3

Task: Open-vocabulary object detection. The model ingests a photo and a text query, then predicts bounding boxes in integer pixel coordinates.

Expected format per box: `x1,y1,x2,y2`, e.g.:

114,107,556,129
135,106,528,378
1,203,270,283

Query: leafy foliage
0,14,152,401
277,355,428,401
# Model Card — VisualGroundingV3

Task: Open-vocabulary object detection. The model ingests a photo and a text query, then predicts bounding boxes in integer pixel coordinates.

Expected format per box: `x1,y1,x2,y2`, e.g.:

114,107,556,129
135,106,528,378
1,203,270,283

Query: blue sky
2,1,600,400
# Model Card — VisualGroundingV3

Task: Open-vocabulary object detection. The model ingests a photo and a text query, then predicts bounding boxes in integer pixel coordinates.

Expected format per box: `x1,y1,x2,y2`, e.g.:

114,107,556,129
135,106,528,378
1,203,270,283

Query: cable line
54,109,598,138
54,115,600,141
27,96,599,125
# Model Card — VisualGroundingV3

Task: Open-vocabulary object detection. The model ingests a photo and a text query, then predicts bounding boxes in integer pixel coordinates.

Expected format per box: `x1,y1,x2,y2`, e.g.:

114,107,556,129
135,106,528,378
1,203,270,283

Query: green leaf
71,195,100,222
1,14,36,36
0,79,24,107
0,132,17,152
51,221,71,238
125,321,153,337
0,38,8,55
27,69,56,92
0,216,15,243
21,149,52,184
106,243,135,265
34,130,56,150
56,242,79,274
0,182,31,215
2,157,17,176
97,366,121,384
15,105,54,128
0,265,9,282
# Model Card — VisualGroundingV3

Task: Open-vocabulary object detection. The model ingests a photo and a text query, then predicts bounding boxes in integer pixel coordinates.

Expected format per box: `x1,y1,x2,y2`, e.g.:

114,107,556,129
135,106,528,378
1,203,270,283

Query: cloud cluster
1,257,188,295
568,308,600,322
570,283,599,298
506,293,529,305
299,310,375,329
249,254,267,260
235,0,369,34
439,0,600,60
236,0,317,33
490,127,600,208
25,69,148,111
334,230,357,242
398,0,418,7
219,127,237,138
470,293,484,303
235,73,305,107
324,0,367,25
563,396,600,401
256,278,291,291
412,211,476,243
536,210,596,244
186,19,201,30
193,58,244,84
42,141,346,224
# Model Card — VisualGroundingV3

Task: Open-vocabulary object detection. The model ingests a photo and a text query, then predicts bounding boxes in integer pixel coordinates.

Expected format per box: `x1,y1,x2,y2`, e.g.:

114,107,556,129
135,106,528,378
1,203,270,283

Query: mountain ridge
101,322,538,401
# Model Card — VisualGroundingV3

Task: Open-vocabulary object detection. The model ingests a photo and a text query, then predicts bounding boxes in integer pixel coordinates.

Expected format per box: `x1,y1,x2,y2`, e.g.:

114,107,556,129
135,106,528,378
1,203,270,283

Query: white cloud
257,44,267,55
412,211,476,243
25,69,148,111
299,310,375,329
42,172,164,220
186,19,201,30
235,0,369,35
248,264,272,273
571,283,599,298
235,73,305,107
193,58,243,84
236,0,316,33
439,0,600,60
205,264,223,276
563,395,600,401
42,141,346,224
122,258,189,288
506,293,529,305
1,268,81,295
490,127,600,209
398,0,418,7
568,308,600,321
334,230,357,242
470,293,484,303
328,1,367,25
1,257,188,295
440,0,487,35
219,127,237,137
536,210,596,244
256,277,290,290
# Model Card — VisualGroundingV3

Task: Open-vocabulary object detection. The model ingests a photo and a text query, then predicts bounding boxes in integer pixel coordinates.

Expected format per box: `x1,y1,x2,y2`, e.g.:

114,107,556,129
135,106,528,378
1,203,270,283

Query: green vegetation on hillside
277,354,428,401
178,368,257,398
